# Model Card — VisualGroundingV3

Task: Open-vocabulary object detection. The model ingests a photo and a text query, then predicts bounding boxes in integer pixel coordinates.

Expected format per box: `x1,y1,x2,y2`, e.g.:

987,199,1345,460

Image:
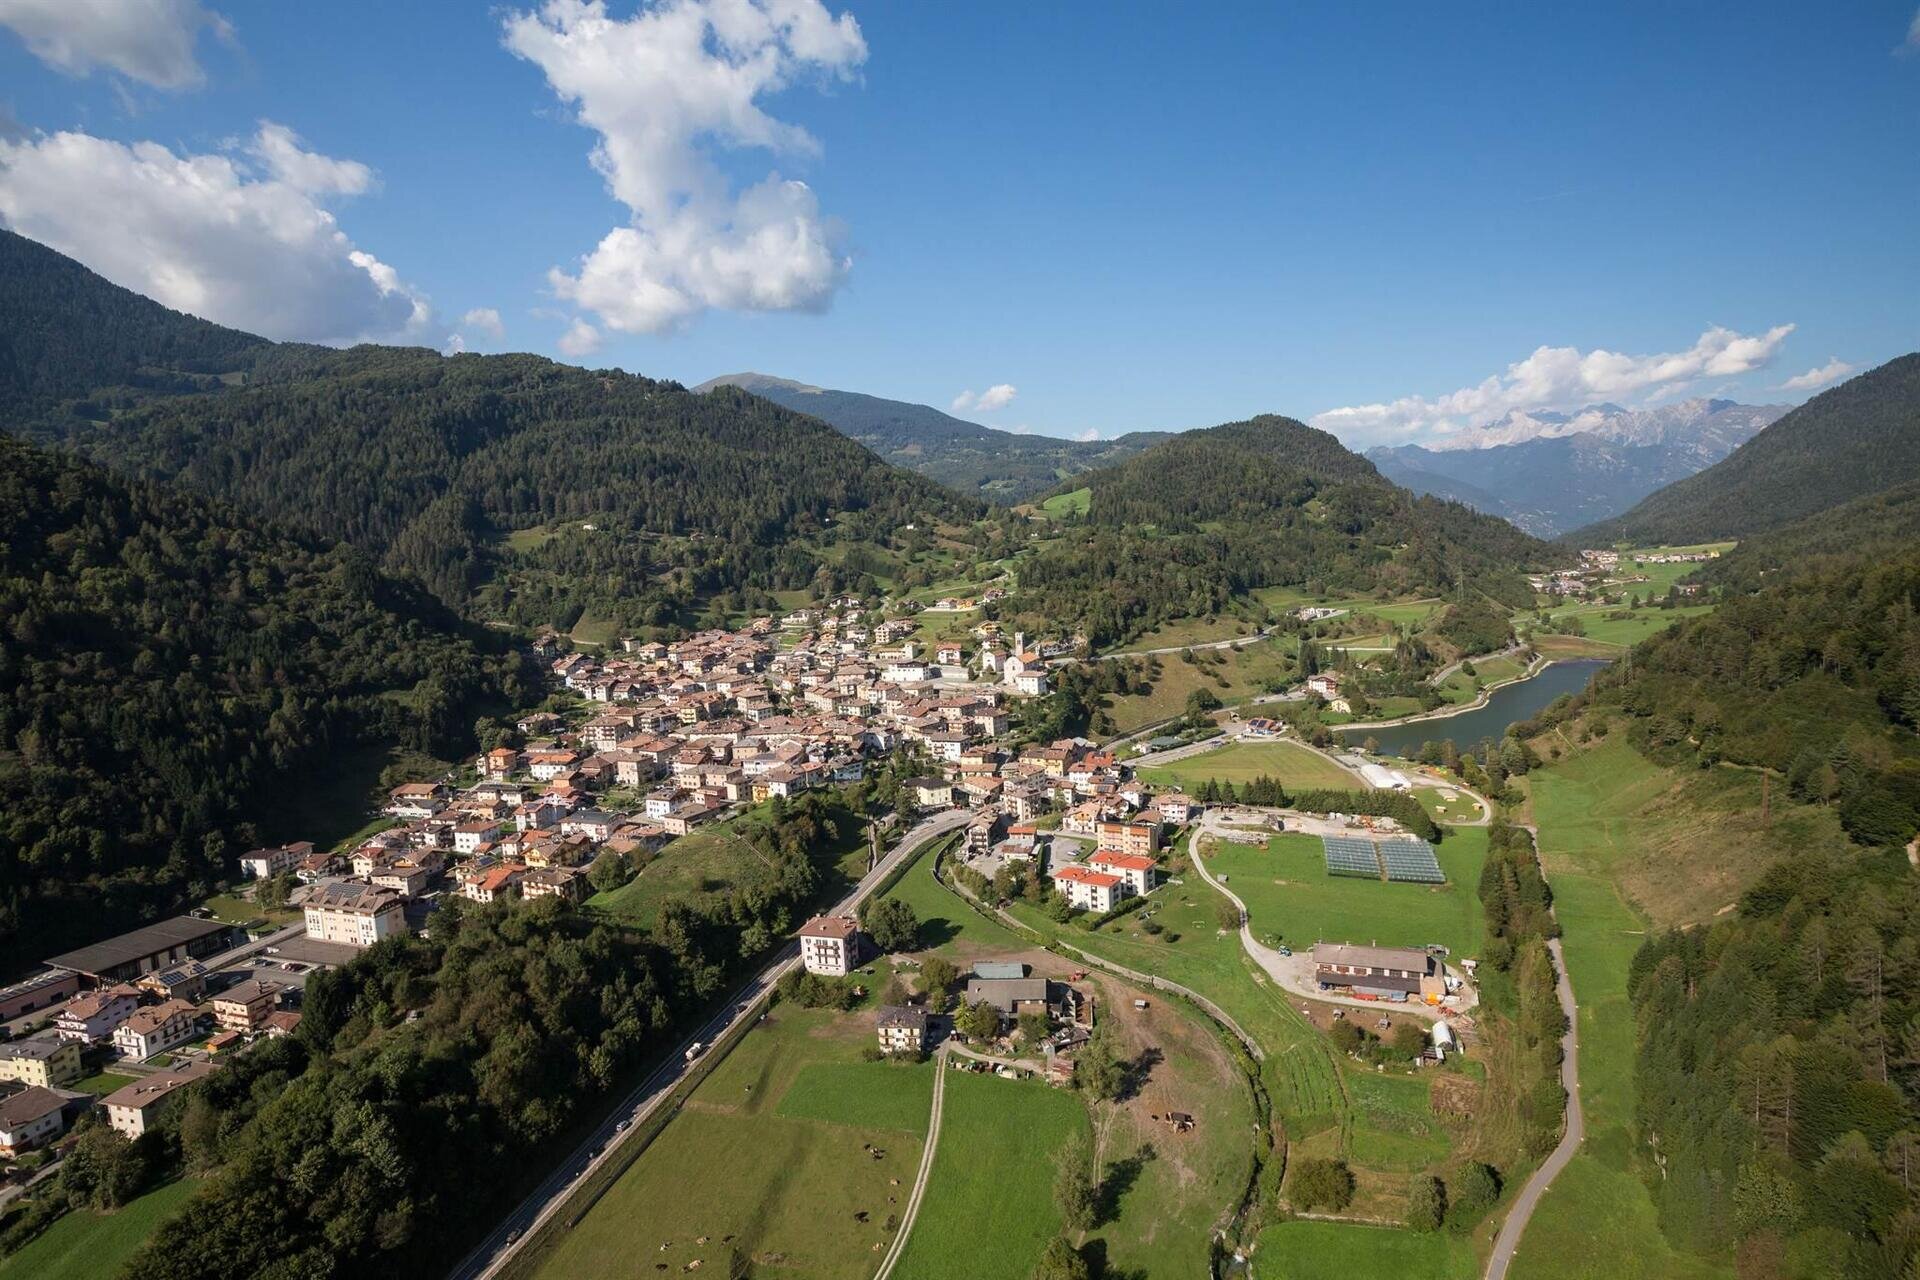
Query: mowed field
0,1178,202,1280
536,1006,935,1280
1507,741,1731,1280
1137,739,1359,793
1253,1219,1477,1279
1203,828,1488,961
892,1073,1089,1280
1097,641,1296,733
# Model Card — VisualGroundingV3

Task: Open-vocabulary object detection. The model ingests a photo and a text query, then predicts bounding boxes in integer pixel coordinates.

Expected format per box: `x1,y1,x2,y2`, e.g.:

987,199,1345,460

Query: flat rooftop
45,916,235,977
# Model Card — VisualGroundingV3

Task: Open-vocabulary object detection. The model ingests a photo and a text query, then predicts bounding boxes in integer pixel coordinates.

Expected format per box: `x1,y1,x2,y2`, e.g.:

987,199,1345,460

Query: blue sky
1,1,1915,446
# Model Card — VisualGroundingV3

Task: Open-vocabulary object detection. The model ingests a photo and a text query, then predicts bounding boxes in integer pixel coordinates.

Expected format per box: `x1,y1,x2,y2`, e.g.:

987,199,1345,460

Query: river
1339,658,1611,758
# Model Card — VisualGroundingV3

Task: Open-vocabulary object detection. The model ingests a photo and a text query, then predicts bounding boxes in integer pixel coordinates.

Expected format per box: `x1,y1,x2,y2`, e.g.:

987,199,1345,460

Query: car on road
506,1229,521,1244
616,1119,631,1131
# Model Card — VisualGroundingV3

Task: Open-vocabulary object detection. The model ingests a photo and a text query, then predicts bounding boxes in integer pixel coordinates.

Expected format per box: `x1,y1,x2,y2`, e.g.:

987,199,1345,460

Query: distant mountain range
1366,399,1786,537
1576,354,1920,545
693,372,1169,502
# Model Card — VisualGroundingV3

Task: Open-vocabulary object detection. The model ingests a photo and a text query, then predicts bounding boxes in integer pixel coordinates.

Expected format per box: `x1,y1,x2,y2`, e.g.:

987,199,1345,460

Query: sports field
1137,739,1359,793
1203,829,1488,967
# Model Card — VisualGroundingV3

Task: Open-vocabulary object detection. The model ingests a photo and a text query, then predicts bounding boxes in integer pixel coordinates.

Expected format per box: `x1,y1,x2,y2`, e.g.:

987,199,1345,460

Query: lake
1340,658,1611,758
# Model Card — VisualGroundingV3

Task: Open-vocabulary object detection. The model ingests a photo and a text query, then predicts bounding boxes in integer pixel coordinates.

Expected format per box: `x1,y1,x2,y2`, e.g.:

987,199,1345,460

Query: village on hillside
1,597,1482,1174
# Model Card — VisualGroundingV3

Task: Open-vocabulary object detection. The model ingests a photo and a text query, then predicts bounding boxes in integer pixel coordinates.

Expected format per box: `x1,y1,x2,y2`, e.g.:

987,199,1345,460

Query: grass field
1507,740,1735,1280
776,1061,935,1132
1253,1219,1477,1279
1249,589,1445,633
72,1070,138,1096
1040,487,1091,518
201,893,298,929
0,1177,201,1280
1205,828,1488,961
537,1007,933,1280
588,803,866,931
1097,642,1296,733
1532,603,1713,649
893,1072,1089,1280
881,839,1258,1275
1138,739,1360,793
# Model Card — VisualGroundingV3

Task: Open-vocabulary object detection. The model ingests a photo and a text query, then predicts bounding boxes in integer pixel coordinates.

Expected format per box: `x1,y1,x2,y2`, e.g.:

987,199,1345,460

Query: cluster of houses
873,961,1093,1065
0,918,304,1157
223,613,1090,954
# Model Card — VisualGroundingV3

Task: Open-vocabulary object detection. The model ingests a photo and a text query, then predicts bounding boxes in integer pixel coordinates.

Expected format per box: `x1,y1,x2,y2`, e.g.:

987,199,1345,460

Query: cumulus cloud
1310,324,1796,446
0,0,231,90
447,309,505,354
1074,427,1100,443
557,317,603,357
1779,357,1855,392
0,122,432,344
952,383,1017,414
504,0,865,335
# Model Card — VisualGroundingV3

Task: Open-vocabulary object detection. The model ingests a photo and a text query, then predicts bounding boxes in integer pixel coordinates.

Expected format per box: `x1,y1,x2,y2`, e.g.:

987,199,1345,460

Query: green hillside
0,233,981,631
1016,415,1547,646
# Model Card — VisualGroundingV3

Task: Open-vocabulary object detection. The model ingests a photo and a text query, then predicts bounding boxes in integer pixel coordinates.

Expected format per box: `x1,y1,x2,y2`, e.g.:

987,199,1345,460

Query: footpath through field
873,1044,952,1280
448,807,974,1280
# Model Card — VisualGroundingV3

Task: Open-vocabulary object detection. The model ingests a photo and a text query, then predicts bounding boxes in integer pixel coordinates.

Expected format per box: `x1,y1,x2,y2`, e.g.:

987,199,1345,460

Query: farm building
1311,942,1443,1002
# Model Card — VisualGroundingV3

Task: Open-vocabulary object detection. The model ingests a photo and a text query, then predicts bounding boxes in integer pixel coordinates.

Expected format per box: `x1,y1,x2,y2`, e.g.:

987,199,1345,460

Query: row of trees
1475,821,1568,1159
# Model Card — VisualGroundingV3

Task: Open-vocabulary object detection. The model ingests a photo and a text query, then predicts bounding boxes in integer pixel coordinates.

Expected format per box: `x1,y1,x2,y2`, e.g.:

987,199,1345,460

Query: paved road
872,1043,951,1280
1485,918,1582,1276
447,808,973,1280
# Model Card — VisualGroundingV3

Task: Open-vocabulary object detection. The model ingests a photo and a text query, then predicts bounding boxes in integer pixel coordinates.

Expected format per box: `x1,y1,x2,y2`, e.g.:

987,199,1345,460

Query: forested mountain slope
0,435,535,969
1574,354,1920,545
1018,415,1547,645
0,233,980,631
694,371,1169,501
0,228,268,423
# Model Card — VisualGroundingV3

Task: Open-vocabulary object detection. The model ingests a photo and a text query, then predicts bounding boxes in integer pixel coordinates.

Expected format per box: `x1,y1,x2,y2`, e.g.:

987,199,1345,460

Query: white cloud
1075,427,1100,443
1311,324,1796,446
0,123,432,344
0,0,231,90
1906,7,1920,50
248,122,373,196
504,0,865,335
1779,357,1855,392
557,317,602,357
952,383,1017,414
460,307,506,340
